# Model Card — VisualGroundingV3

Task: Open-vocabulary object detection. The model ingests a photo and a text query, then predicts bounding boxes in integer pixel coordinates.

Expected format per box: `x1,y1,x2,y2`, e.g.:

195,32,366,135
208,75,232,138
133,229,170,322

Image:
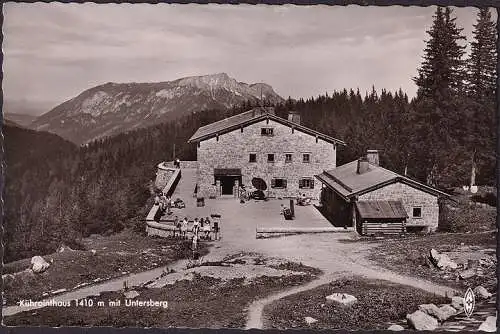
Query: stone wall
196,119,337,199
155,168,175,190
358,182,439,232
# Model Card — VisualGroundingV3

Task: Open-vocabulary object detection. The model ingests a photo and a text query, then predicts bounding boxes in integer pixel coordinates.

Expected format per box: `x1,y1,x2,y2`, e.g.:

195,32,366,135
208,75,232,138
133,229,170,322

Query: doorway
220,176,241,195
214,168,242,196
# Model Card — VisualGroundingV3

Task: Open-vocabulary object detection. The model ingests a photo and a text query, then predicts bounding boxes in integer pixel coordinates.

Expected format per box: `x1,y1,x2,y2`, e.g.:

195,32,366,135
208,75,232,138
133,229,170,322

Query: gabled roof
356,201,408,219
315,161,450,201
188,107,346,145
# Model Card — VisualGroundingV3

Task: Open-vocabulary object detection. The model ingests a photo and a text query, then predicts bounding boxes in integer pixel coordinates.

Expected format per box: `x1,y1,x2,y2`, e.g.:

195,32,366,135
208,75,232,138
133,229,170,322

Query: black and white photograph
2,2,498,332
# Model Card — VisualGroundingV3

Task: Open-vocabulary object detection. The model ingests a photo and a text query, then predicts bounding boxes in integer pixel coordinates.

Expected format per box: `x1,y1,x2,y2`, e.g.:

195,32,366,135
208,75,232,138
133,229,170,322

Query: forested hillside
3,7,496,263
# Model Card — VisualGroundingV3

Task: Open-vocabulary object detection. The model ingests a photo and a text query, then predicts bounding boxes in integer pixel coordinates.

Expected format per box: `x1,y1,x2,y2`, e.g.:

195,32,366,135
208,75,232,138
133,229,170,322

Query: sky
2,3,494,114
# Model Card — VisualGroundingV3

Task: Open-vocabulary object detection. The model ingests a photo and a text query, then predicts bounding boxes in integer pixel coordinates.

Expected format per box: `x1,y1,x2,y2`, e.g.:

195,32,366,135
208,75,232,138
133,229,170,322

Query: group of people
171,216,220,249
297,193,312,206
155,193,173,215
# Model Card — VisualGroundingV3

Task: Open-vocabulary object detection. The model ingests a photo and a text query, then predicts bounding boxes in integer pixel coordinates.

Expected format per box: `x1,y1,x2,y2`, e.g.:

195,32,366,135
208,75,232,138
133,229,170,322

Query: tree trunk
470,149,477,187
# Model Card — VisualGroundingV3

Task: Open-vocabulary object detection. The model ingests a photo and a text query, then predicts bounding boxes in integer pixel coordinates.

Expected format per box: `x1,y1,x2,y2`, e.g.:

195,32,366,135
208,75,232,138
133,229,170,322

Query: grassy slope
5,263,321,328
4,230,210,306
264,277,449,330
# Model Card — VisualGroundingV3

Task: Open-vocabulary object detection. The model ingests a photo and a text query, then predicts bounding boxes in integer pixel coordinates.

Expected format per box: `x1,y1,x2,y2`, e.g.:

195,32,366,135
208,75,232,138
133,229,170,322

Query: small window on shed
412,207,422,218
261,128,274,136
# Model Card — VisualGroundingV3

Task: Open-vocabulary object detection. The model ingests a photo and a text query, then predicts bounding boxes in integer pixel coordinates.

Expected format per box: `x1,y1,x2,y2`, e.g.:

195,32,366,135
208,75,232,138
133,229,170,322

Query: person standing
173,216,179,238
181,217,189,239
203,219,211,240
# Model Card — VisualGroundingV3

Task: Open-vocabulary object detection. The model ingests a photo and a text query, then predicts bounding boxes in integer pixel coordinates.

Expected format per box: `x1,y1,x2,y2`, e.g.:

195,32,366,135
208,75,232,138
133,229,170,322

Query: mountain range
29,73,284,145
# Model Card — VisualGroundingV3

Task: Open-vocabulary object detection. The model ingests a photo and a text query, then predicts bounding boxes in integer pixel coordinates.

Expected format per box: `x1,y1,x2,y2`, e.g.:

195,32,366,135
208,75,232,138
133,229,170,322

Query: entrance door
220,176,236,195
214,169,242,196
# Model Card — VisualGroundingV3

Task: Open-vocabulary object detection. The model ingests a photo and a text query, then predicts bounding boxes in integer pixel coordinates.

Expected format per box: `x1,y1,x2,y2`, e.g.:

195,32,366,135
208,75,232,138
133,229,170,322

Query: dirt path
244,260,458,329
245,272,344,329
2,258,190,317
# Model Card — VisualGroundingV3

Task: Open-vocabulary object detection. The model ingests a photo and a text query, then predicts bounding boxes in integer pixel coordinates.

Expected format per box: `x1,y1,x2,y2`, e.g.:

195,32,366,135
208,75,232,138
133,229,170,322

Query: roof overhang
315,173,451,201
188,113,346,146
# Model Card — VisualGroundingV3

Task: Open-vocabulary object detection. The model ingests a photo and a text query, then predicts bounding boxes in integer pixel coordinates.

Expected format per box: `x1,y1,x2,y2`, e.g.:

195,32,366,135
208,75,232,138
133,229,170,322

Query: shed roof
188,107,346,145
315,160,450,200
356,201,408,219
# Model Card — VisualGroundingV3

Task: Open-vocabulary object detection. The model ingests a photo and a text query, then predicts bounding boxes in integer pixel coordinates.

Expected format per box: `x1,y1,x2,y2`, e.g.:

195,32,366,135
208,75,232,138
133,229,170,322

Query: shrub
439,202,496,233
471,192,497,207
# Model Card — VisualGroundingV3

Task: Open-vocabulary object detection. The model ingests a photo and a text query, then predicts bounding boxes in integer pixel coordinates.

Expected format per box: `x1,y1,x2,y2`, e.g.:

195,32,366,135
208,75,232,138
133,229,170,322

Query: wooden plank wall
361,219,406,236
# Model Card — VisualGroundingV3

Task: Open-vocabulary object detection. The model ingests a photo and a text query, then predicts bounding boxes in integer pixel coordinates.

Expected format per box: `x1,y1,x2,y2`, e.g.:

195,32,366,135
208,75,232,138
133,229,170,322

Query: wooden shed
355,200,408,236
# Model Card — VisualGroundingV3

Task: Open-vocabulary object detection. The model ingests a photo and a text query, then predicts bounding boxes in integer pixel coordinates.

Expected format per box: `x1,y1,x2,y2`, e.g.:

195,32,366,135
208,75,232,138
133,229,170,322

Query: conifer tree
414,7,467,98
467,8,497,102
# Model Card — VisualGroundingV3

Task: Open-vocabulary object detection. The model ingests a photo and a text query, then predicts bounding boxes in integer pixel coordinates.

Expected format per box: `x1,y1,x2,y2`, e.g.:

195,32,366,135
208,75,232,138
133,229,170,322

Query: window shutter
283,179,287,188
271,179,276,188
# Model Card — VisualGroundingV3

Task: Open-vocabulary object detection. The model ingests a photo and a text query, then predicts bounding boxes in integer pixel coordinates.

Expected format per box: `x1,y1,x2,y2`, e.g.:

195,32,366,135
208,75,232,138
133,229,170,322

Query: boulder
459,269,476,280
451,296,464,310
406,310,439,331
31,256,50,274
124,290,139,299
474,286,492,300
437,254,458,270
430,249,441,265
439,305,457,321
325,293,357,306
418,304,447,321
478,316,497,332
304,317,318,325
387,324,405,331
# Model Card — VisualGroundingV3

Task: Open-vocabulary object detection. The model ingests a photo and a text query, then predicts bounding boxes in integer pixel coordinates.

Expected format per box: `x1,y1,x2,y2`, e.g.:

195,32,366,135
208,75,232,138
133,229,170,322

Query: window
267,154,275,162
261,128,274,136
412,207,422,218
285,153,293,163
299,178,314,189
271,178,287,189
249,153,257,163
303,153,311,163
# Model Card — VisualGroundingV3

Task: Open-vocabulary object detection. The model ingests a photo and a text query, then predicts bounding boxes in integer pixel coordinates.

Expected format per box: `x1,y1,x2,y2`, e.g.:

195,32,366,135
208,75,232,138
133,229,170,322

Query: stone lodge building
188,107,346,199
315,150,450,234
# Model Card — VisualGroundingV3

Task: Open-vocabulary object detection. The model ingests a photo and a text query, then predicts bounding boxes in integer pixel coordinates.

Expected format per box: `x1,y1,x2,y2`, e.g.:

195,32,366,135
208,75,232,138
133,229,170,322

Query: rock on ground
124,290,140,299
387,324,405,331
478,316,497,332
459,269,476,280
437,254,458,270
406,310,439,331
31,256,50,274
418,304,447,322
325,293,357,306
439,304,457,321
451,296,464,310
304,316,318,325
429,249,457,270
474,286,492,300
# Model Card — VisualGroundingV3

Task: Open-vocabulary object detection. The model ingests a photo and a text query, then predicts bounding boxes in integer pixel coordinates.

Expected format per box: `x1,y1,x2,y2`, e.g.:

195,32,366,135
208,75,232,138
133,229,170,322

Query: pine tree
414,7,467,98
467,8,497,102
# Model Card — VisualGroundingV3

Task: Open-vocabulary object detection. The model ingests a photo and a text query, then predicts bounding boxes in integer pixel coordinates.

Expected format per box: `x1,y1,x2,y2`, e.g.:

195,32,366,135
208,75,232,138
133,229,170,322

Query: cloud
2,3,488,110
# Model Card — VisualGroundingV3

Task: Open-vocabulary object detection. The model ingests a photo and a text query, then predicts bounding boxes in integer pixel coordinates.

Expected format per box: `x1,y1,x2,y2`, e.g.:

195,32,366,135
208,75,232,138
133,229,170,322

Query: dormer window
261,128,274,136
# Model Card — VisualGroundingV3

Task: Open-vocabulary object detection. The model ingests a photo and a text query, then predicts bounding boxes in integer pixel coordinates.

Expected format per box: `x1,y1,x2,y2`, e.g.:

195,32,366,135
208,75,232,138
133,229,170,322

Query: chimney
288,111,301,125
356,157,369,174
366,149,379,166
